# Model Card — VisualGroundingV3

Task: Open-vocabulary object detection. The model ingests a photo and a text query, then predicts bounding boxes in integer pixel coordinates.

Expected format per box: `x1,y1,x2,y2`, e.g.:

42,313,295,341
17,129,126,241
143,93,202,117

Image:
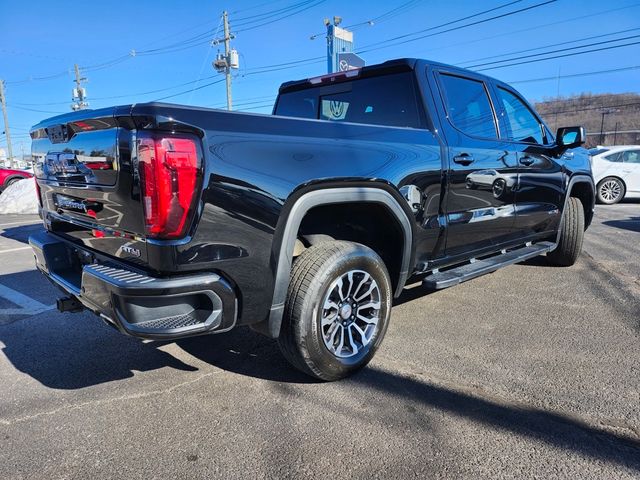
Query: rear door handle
453,154,474,166
519,156,535,166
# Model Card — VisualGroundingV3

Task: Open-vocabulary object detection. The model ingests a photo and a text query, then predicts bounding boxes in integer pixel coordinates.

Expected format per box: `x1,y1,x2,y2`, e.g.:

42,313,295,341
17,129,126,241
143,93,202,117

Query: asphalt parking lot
0,204,639,479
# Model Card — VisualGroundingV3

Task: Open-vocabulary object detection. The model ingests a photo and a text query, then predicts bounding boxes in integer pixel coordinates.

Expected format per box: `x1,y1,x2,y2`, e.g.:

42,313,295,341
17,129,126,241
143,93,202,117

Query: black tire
596,177,625,204
278,241,392,381
492,178,507,199
547,197,585,267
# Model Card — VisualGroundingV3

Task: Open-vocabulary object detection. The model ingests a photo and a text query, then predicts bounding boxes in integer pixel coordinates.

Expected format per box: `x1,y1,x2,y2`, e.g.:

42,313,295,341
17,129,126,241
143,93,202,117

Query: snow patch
0,178,38,214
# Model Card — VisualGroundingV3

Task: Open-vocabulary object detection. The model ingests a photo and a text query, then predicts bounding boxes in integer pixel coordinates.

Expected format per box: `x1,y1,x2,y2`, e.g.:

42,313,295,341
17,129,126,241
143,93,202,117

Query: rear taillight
137,133,201,239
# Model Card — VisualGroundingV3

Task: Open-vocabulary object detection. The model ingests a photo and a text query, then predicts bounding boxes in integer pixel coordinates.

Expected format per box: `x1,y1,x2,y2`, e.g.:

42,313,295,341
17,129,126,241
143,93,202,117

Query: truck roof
278,57,501,94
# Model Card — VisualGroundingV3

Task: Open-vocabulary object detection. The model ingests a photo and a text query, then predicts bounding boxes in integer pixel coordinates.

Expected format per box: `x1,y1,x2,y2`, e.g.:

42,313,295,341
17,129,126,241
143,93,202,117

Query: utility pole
598,109,619,146
223,11,232,111
0,79,14,167
71,64,89,111
213,11,238,111
613,121,619,145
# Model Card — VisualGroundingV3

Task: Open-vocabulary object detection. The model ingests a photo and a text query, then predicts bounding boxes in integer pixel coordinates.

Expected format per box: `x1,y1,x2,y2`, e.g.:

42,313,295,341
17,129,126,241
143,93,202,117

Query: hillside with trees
533,93,640,148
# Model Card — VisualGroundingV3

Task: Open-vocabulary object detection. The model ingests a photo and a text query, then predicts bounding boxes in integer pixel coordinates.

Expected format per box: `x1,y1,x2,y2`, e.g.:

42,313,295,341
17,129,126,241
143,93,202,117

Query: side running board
423,241,555,290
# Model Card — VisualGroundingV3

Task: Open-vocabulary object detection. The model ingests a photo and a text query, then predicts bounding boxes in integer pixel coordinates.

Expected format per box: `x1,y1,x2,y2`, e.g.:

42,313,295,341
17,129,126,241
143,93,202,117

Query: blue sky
1,0,639,152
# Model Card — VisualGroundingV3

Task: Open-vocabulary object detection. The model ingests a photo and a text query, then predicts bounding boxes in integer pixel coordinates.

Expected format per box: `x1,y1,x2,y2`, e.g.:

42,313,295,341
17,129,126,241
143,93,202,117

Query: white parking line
0,220,39,228
0,246,32,254
0,283,55,317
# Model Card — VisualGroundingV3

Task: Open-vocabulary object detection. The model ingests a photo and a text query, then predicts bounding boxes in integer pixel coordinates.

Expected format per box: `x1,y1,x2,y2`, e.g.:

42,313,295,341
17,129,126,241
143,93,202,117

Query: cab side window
438,73,498,139
497,87,545,145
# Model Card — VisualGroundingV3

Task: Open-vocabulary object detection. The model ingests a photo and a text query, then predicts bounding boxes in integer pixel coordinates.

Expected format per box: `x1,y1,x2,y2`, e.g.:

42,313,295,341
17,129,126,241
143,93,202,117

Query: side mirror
556,126,586,150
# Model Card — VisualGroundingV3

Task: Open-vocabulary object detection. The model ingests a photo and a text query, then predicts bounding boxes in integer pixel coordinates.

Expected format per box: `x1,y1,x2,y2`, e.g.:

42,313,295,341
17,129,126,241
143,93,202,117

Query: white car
590,146,640,204
465,169,516,199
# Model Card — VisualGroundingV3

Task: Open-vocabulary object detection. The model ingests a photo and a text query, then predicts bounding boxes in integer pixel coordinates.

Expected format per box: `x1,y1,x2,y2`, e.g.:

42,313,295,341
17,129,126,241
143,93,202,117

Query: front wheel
278,241,392,381
597,177,625,204
547,197,584,267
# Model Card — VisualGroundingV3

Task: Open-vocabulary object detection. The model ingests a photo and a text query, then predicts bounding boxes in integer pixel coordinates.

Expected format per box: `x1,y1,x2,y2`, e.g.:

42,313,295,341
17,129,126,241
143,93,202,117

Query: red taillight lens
137,134,201,239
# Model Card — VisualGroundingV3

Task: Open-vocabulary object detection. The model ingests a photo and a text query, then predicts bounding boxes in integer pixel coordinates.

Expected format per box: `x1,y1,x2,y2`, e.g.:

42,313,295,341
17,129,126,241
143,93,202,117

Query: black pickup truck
29,58,594,380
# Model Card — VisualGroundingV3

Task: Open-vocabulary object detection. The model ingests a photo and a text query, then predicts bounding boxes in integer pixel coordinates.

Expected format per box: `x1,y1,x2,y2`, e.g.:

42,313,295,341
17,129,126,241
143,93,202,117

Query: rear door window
623,150,640,163
437,73,498,139
275,72,424,129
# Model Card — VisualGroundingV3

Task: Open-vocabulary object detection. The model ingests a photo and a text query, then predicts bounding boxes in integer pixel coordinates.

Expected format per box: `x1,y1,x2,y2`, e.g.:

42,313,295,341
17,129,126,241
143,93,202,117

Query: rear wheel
278,241,392,381
597,177,625,204
547,197,584,267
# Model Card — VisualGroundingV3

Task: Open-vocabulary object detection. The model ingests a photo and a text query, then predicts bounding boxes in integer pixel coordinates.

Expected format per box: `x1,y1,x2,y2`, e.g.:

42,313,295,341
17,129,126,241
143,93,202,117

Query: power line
356,0,423,27
310,0,423,39
356,0,548,54
153,78,226,101
7,104,65,114
467,33,640,69
231,0,291,16
0,0,549,88
3,2,323,84
509,64,640,84
459,27,640,66
476,39,640,71
234,0,320,27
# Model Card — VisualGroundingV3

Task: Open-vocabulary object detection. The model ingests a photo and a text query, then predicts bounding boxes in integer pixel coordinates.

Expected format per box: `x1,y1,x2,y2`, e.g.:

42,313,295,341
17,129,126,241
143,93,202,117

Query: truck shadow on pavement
603,216,640,233
1,223,42,244
351,367,640,472
2,274,640,470
0,272,198,390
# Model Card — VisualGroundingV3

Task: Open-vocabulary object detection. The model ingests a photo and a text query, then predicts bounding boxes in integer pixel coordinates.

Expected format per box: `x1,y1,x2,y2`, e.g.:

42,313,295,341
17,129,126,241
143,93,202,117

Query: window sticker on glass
321,100,349,120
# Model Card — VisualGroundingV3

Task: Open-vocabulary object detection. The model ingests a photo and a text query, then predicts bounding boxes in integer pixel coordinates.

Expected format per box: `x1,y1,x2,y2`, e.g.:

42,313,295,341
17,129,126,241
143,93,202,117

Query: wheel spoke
357,301,381,311
336,277,346,301
326,322,340,345
321,311,338,328
354,282,375,302
353,272,370,299
351,322,368,345
337,326,346,355
324,298,339,311
357,313,378,325
345,271,354,299
347,326,359,355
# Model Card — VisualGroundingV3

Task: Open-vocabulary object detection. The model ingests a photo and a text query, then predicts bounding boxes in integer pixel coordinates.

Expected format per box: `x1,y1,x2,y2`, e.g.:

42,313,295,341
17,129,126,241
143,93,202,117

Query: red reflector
137,134,200,239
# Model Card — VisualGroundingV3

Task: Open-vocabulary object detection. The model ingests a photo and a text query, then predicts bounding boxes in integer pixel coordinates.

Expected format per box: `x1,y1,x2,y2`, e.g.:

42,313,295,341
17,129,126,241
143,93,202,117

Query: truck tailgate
31,106,150,265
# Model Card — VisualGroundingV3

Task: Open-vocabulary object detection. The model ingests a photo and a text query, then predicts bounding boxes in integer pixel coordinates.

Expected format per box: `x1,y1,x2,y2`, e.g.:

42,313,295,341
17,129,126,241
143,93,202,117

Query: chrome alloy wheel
600,179,622,203
320,270,381,359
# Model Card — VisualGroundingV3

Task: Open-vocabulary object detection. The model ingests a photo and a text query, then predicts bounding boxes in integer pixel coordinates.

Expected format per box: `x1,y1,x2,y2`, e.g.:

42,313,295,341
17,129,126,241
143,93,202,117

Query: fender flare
265,187,413,338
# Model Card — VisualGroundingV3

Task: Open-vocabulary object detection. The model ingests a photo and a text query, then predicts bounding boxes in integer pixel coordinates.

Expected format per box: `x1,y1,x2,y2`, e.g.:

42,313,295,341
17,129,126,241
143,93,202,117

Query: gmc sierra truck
29,58,594,380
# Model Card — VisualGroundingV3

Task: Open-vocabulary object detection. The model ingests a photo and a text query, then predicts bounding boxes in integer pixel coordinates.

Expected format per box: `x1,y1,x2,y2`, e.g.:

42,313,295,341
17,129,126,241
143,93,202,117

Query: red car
0,168,33,191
